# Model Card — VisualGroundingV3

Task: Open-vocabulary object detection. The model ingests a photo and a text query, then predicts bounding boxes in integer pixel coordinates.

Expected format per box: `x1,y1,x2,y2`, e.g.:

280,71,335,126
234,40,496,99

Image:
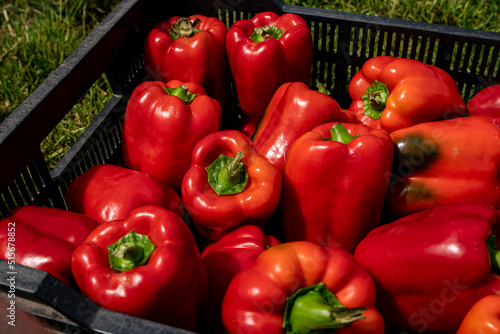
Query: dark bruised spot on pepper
393,134,440,175
399,181,434,204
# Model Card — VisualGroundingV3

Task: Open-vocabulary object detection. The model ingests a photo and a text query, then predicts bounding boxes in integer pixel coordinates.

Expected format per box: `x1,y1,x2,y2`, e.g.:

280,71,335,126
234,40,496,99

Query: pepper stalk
487,235,500,274
169,17,201,40
326,123,360,144
361,80,390,120
108,231,155,272
283,283,366,333
206,151,249,195
163,85,197,104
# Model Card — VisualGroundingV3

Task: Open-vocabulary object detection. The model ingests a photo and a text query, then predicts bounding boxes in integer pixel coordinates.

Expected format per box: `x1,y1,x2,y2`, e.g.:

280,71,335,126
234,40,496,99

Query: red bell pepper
66,164,184,223
143,15,230,114
181,129,282,241
71,205,207,331
281,122,393,252
456,294,500,334
221,240,385,334
252,82,341,173
386,115,500,217
121,79,221,192
0,206,99,286
354,200,500,333
340,108,358,123
226,11,313,119
238,114,260,138
348,56,466,132
467,84,500,123
199,224,281,333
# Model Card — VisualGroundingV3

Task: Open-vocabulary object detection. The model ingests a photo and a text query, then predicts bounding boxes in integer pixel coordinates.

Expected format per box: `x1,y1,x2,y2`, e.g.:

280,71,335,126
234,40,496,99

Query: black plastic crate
0,0,499,332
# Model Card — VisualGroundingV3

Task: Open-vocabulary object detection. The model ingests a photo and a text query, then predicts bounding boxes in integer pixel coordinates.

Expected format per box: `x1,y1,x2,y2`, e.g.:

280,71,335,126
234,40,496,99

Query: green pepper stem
361,80,389,120
283,283,366,333
163,85,197,104
110,242,143,262
108,231,155,272
206,151,249,196
250,25,285,42
219,151,245,188
327,123,359,144
487,235,500,274
169,17,201,40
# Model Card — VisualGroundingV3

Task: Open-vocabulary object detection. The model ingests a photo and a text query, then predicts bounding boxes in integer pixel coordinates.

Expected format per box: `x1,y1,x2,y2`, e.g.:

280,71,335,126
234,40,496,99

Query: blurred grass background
1,0,499,167
0,0,121,167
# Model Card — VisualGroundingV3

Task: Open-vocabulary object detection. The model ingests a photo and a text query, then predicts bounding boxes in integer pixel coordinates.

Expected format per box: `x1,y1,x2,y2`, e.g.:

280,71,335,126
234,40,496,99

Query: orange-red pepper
457,294,500,334
386,115,500,217
221,241,385,334
348,56,466,132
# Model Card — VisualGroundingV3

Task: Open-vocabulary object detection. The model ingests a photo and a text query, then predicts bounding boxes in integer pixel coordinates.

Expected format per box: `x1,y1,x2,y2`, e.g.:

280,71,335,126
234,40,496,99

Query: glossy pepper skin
71,205,207,331
238,114,260,138
226,11,312,119
281,122,393,253
348,56,466,132
121,80,221,192
66,164,184,223
340,108,359,123
181,130,282,241
354,200,500,333
457,294,500,334
0,206,99,286
468,84,500,123
143,15,230,113
252,82,341,173
386,115,500,217
221,240,385,334
199,225,281,333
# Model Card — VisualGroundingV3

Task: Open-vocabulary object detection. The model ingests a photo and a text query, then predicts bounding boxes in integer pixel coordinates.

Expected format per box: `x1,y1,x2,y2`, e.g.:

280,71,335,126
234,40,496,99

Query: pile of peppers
2,8,500,334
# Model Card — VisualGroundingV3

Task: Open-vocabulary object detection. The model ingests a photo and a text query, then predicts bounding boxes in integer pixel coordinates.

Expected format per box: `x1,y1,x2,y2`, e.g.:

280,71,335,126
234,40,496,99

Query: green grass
1,0,499,169
0,0,120,166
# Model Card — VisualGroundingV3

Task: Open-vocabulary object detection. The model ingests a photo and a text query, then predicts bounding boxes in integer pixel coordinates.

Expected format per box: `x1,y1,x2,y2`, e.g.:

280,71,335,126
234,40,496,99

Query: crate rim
287,2,500,42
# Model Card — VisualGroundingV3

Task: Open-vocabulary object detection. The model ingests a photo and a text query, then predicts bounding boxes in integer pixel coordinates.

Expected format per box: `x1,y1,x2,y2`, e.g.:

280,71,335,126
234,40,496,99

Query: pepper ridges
181,130,282,241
